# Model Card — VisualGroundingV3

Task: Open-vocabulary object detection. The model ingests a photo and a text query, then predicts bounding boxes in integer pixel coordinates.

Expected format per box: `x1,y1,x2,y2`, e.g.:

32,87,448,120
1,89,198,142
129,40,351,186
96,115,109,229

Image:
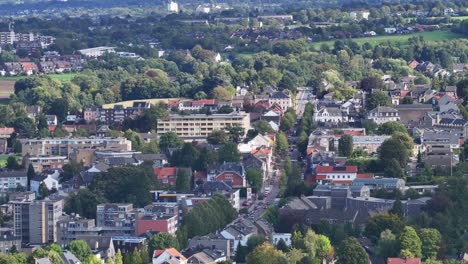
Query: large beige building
157,112,250,140
12,198,63,244
21,137,132,158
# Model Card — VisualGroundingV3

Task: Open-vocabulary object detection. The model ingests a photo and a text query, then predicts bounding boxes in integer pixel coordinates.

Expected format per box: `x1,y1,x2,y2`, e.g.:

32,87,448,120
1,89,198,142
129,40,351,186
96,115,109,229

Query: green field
450,16,468,21
310,30,465,49
0,73,77,83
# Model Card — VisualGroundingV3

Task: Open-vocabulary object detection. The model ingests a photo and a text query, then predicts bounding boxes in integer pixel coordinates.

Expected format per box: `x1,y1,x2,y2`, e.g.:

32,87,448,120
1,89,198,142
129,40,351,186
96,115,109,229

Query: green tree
115,250,123,264
375,229,400,260
336,237,369,264
38,182,50,199
60,160,83,182
247,235,267,252
246,169,263,191
246,243,287,264
218,142,240,163
207,130,228,145
226,124,244,143
148,233,179,259
254,120,274,135
85,255,102,264
175,169,191,191
338,134,353,157
390,199,404,217
276,132,289,154
159,132,183,151
316,234,334,261
399,226,422,258
379,138,409,168
6,156,20,170
69,240,91,262
64,189,106,219
384,158,405,179
420,228,441,260
366,90,392,110
27,163,35,188
378,121,407,135
276,239,290,253
142,139,160,154
365,214,405,240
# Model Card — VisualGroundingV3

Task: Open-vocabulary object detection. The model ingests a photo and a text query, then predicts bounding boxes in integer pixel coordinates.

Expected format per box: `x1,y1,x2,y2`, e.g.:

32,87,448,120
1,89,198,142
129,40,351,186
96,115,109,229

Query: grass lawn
0,72,77,83
0,155,22,168
309,30,465,49
450,16,468,21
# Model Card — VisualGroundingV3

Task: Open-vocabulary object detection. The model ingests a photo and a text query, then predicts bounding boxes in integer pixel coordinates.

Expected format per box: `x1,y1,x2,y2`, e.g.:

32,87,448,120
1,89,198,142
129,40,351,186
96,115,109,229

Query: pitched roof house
153,248,187,264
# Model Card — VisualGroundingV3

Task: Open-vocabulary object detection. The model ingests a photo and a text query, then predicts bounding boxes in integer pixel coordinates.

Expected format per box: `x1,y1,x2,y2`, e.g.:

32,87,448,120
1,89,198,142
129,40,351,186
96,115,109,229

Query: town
0,0,466,264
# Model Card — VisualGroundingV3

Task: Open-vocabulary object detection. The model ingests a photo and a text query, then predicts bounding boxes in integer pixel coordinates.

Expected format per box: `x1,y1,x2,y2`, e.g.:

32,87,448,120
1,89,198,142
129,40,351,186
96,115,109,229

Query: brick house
208,163,246,188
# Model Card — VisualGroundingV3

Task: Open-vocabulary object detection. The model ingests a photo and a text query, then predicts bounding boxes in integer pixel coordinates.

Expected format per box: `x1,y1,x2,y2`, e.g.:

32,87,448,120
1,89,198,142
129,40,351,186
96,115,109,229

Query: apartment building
352,135,391,154
21,137,132,158
12,198,63,244
0,31,55,46
0,170,28,194
24,155,68,173
156,112,250,141
96,204,135,235
99,102,150,124
57,215,101,247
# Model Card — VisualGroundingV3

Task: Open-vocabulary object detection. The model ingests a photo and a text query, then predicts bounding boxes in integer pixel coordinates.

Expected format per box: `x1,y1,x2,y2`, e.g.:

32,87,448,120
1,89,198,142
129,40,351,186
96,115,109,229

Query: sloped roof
153,248,187,261
387,258,421,264
270,91,290,99
316,166,358,174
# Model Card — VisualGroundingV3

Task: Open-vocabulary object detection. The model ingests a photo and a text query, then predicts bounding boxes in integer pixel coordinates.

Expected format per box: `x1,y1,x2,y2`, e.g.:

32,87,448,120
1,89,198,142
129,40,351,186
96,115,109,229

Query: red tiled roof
168,100,179,107
154,167,177,179
387,258,421,264
357,173,374,179
153,248,187,261
0,127,14,135
192,99,215,106
316,166,358,174
251,147,270,155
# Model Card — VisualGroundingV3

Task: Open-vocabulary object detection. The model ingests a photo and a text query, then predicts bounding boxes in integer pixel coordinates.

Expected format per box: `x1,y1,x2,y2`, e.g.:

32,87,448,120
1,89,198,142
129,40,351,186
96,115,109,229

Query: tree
276,132,289,154
286,248,303,263
64,189,106,219
38,182,50,198
235,244,248,263
85,255,102,264
364,214,405,240
375,229,399,260
115,250,123,264
246,243,287,264
384,158,405,179
316,234,334,261
247,235,267,252
399,226,422,258
360,76,384,92
276,239,289,253
175,169,191,191
246,169,262,191
218,142,240,163
390,199,404,217
420,228,441,260
148,233,179,259
379,138,409,168
338,134,353,157
402,96,413,104
254,120,274,135
207,130,228,145
27,163,35,188
336,237,369,264
142,139,160,154
226,124,244,143
69,240,91,262
60,160,83,182
366,90,392,110
159,132,183,151
6,156,20,170
378,121,407,135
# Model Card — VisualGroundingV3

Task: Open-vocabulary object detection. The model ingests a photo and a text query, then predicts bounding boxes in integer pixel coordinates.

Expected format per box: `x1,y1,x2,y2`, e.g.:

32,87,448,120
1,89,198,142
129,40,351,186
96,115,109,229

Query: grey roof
368,106,398,113
270,91,290,99
107,157,137,166
396,104,432,110
353,178,403,186
0,169,27,179
61,251,81,264
133,153,167,162
31,174,48,182
194,181,233,194
37,258,52,264
215,162,244,175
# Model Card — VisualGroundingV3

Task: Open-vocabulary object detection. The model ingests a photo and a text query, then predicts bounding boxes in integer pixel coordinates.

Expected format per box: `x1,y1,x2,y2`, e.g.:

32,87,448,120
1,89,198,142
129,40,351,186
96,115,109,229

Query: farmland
309,30,464,49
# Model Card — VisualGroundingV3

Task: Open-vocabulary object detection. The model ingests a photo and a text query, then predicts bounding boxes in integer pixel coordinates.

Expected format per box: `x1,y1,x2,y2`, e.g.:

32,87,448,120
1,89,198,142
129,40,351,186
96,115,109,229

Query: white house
167,1,179,13
384,28,397,34
30,170,61,194
271,233,292,247
365,106,400,124
78,46,115,58
220,222,256,250
313,107,347,123
268,91,291,111
152,248,187,264
238,134,273,153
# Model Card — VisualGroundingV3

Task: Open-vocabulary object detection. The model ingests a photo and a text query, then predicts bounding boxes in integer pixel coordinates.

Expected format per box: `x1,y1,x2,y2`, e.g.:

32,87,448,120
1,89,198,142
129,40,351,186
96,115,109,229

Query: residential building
99,102,150,124
135,214,177,236
0,233,21,254
237,134,273,153
167,1,179,12
76,235,115,261
313,166,360,185
352,135,391,154
220,220,257,249
366,106,400,124
352,178,406,192
57,215,100,246
0,127,14,154
0,31,55,46
157,112,250,141
21,137,132,158
83,107,100,122
96,204,135,235
207,163,246,188
78,47,115,58
397,104,433,127
25,155,68,173
187,235,231,258
268,91,291,111
271,233,292,247
30,170,61,195
12,197,63,244
153,248,187,264
154,167,191,188
186,248,227,263
112,236,146,255
314,107,346,124
0,170,27,193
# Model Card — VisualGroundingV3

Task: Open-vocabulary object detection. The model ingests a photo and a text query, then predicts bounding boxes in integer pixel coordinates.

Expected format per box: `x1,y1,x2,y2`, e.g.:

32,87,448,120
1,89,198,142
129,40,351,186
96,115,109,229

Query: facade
352,135,391,154
0,31,55,46
21,137,132,158
268,91,291,111
271,233,292,247
12,198,63,244
314,166,358,185
57,216,100,246
99,102,150,124
157,112,250,141
0,170,28,193
313,107,346,124
352,178,406,192
78,47,115,58
135,214,177,236
25,156,68,173
96,204,135,235
366,106,400,124
0,234,21,254
30,171,61,194
208,163,246,188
